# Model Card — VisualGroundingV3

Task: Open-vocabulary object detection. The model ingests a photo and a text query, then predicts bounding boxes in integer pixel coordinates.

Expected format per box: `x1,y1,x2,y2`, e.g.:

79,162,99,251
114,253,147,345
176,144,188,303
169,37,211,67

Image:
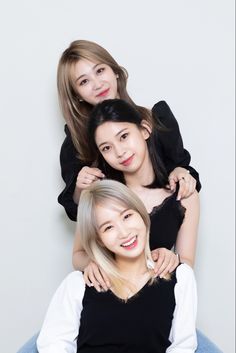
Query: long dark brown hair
88,99,168,188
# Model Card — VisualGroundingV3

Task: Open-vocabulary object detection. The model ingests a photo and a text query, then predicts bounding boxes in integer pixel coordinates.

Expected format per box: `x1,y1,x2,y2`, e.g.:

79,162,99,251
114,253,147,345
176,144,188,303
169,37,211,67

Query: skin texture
70,58,198,288
73,59,119,105
72,119,199,291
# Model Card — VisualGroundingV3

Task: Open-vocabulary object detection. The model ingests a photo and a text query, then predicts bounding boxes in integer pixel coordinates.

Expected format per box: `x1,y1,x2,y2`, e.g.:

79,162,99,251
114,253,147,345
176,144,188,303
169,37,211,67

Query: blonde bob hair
77,179,154,298
57,40,154,163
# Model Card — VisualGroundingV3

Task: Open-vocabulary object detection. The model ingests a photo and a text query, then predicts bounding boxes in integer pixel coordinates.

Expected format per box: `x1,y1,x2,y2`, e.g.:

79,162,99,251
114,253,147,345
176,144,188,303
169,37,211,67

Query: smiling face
72,59,119,105
95,121,151,176
95,201,147,262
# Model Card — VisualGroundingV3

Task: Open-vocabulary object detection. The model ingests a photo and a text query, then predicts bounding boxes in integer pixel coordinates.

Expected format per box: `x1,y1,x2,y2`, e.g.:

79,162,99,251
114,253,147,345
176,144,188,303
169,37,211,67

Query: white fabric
37,264,197,353
167,264,198,352
37,271,85,353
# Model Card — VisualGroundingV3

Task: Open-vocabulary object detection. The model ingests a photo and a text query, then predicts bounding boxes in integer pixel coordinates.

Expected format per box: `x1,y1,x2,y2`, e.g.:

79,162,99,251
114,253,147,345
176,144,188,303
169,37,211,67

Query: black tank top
149,190,186,251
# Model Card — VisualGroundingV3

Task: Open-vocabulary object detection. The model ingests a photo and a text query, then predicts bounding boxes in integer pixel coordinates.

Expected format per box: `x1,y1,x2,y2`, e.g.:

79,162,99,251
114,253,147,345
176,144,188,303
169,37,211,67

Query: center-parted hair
88,99,168,188
77,179,153,298
57,40,155,163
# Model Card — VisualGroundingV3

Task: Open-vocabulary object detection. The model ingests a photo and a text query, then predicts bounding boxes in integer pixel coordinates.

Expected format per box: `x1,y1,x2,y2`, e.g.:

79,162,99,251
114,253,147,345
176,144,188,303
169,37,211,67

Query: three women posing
17,40,223,353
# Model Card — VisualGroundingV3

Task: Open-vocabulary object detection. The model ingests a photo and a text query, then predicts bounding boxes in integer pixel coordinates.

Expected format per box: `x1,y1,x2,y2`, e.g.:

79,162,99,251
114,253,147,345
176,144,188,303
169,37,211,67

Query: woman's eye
79,79,88,86
124,213,132,220
121,133,128,140
97,67,105,74
101,145,111,153
104,225,113,232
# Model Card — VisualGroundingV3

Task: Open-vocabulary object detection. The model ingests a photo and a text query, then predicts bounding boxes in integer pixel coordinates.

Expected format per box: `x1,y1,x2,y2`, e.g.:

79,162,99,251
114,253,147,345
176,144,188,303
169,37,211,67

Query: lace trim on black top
149,188,186,221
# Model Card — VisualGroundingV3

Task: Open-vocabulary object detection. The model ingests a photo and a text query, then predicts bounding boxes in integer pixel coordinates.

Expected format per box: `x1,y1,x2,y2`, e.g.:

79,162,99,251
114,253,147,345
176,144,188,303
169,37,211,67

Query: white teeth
121,236,136,247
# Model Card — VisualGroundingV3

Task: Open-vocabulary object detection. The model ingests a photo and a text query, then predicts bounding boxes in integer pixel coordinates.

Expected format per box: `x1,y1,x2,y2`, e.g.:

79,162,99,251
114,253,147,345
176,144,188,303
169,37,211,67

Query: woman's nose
114,145,125,158
117,223,131,239
92,76,102,90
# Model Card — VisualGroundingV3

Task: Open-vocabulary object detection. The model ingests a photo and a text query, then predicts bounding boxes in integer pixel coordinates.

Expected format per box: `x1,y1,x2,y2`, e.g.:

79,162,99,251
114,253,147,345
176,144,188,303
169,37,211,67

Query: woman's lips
121,155,134,167
97,88,110,97
121,236,138,250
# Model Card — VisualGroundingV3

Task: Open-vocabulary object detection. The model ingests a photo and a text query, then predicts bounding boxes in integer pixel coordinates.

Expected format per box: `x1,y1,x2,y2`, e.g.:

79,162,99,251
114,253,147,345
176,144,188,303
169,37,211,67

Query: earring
116,74,119,79
79,99,83,102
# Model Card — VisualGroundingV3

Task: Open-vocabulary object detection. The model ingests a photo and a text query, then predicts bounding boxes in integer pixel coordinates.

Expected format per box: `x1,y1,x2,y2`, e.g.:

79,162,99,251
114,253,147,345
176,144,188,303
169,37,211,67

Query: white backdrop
0,1,234,352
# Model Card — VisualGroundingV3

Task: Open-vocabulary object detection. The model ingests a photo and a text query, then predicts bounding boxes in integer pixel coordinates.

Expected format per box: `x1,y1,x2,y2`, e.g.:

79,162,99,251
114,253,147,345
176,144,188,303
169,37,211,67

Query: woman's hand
168,167,196,200
76,166,105,190
151,248,179,278
83,261,111,292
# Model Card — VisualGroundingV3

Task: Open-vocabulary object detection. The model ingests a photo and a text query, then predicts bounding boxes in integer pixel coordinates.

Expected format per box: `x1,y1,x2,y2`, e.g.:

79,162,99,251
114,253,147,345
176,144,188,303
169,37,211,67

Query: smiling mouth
96,88,110,97
120,155,134,166
121,236,138,249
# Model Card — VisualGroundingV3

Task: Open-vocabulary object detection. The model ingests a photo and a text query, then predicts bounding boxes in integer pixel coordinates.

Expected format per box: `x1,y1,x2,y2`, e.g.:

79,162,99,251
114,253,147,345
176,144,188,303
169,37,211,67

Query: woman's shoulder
151,100,179,128
62,271,85,291
152,100,170,112
176,263,196,285
60,124,82,165
151,100,172,117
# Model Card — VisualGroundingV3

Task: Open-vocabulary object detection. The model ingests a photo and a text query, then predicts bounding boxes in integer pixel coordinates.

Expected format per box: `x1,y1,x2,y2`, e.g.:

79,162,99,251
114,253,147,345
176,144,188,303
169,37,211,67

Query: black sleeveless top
76,191,186,353
77,273,177,353
149,190,186,251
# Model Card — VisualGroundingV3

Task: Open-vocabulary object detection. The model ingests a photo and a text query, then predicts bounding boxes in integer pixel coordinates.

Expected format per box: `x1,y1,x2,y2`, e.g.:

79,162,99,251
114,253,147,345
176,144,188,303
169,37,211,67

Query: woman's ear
140,120,152,140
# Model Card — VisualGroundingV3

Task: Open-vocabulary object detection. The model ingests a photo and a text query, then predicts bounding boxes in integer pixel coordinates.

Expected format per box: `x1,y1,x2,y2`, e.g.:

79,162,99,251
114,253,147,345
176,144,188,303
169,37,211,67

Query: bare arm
72,230,90,271
73,230,111,291
175,190,200,268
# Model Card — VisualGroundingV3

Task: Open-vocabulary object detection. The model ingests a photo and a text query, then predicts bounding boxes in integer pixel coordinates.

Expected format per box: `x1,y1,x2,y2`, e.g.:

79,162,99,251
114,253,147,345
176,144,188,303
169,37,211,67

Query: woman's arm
58,125,105,219
166,264,197,352
72,229,91,271
175,190,200,268
37,272,85,353
58,125,84,221
73,230,110,291
152,101,201,192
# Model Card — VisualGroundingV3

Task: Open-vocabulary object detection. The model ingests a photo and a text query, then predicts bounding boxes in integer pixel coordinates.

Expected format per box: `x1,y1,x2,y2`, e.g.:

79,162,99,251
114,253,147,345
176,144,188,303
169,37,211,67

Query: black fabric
149,189,186,251
77,273,177,353
58,101,201,221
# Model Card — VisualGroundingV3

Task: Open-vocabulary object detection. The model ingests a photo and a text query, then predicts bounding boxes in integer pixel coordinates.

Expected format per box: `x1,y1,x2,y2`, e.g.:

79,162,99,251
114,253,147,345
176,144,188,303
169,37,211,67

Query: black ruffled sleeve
57,125,85,221
152,101,201,191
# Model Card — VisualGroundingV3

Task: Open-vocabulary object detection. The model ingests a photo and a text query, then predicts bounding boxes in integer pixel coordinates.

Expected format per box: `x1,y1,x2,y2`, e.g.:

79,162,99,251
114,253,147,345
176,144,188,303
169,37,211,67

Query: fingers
76,167,105,189
83,262,110,292
151,249,159,261
168,167,197,200
168,176,177,192
153,248,180,278
177,175,196,200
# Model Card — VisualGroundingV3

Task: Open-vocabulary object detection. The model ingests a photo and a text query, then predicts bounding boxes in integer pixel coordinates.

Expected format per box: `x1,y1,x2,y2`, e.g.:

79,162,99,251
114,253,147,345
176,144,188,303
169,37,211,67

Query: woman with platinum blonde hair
37,179,197,353
77,179,154,297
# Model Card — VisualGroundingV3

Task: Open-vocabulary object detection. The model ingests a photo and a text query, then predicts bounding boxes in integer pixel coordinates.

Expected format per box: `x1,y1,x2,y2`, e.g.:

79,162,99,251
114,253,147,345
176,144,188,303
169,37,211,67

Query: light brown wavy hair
57,40,155,163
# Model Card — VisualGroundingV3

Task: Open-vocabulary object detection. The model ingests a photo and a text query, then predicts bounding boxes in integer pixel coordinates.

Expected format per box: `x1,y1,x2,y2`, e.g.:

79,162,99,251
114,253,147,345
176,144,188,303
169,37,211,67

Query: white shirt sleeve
166,263,198,353
37,271,85,353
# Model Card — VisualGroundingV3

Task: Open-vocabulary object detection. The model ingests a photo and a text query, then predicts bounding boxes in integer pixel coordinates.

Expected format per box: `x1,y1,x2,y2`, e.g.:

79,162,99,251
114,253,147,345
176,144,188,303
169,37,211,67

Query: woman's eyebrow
75,63,101,83
98,208,129,229
98,128,128,148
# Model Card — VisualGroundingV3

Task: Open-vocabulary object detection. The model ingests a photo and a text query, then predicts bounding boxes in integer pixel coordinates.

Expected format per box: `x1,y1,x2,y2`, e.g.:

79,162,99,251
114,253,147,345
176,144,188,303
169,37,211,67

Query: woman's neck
116,254,148,280
124,154,155,188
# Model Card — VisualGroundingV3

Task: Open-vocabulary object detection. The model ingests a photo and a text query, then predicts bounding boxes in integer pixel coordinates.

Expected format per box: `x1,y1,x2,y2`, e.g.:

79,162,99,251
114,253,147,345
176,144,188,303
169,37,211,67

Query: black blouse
58,101,201,221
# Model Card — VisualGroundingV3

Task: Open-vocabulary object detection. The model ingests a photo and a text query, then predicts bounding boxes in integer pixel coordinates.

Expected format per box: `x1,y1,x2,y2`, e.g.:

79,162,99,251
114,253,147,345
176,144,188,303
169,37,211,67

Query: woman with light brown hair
57,39,201,222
